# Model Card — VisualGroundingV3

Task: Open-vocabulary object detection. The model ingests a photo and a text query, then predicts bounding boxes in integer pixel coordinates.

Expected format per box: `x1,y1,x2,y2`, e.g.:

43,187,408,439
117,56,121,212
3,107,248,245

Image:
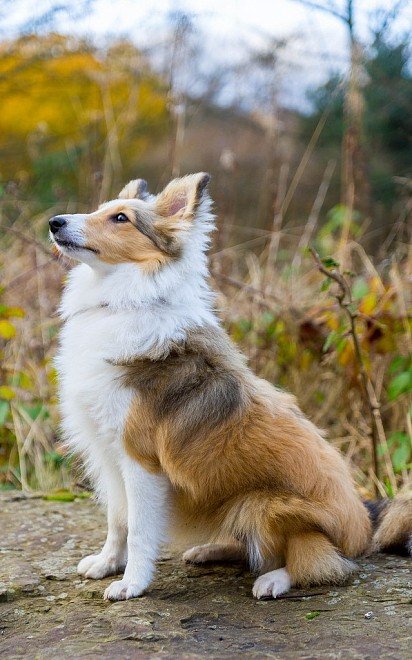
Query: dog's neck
59,260,218,361
59,259,215,323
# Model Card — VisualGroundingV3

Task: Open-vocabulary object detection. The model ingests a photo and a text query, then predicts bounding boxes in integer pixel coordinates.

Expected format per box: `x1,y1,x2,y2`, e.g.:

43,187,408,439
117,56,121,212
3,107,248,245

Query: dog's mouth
53,238,99,254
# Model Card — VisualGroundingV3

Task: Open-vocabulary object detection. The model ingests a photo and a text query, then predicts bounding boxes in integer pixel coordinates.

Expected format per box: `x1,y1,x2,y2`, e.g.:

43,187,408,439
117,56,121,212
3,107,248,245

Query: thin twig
309,247,397,497
280,80,344,219
292,159,336,272
1,225,57,260
266,163,289,272
212,271,283,307
6,259,65,290
288,0,346,23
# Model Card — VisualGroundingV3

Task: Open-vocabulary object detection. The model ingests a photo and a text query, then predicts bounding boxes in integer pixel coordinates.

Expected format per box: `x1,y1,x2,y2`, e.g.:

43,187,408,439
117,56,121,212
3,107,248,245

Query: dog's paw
183,543,243,564
77,553,125,579
77,554,100,575
183,544,215,564
103,578,144,601
252,568,291,600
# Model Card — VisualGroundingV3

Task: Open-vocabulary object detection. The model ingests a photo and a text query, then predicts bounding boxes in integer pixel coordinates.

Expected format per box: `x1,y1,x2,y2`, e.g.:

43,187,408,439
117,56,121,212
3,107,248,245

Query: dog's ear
155,173,210,220
118,178,149,200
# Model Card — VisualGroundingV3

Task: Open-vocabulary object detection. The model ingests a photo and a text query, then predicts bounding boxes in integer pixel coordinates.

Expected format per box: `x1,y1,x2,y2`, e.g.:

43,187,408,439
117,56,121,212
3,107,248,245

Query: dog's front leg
77,453,128,579
104,457,169,601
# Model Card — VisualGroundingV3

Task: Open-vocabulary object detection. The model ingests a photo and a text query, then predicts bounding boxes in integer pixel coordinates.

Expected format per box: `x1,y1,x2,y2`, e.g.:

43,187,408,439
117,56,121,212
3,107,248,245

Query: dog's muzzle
49,216,67,234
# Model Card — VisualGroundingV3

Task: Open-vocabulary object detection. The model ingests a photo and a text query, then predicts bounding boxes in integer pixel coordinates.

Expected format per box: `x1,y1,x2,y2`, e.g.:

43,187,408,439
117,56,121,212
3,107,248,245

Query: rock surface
1,493,411,658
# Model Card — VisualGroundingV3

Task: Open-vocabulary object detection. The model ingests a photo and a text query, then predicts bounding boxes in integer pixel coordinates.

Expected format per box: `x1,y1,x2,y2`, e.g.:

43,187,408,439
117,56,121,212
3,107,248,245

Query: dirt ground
1,492,411,659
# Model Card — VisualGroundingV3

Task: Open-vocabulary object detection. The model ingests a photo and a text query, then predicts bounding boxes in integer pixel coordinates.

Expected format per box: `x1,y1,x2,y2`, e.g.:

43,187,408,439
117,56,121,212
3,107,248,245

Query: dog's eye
112,213,128,223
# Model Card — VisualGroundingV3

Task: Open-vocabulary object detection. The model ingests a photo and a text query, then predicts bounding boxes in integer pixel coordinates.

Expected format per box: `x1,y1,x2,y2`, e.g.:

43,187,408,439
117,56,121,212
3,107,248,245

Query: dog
50,173,412,601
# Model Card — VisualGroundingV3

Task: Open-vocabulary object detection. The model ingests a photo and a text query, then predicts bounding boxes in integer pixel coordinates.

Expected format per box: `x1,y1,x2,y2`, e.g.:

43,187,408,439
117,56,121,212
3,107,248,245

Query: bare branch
0,225,57,261
211,271,283,308
288,0,347,23
372,0,410,39
309,248,397,497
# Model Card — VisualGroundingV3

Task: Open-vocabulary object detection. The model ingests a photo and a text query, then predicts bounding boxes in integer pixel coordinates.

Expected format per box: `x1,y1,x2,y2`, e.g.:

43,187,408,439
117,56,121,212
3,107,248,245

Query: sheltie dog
50,173,411,601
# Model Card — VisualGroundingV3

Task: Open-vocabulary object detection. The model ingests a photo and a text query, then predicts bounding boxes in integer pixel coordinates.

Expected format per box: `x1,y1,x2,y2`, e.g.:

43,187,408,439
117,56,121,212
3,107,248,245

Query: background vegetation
0,1,411,497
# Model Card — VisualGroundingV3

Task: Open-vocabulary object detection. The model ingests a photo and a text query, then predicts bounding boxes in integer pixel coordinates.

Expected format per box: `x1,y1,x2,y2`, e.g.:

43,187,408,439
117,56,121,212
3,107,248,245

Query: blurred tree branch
288,0,347,23
371,0,410,39
0,0,95,37
288,1,371,259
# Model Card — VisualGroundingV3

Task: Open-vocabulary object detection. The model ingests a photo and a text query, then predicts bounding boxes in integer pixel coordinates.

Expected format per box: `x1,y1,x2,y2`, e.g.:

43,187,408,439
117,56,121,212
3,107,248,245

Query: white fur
56,193,217,600
252,568,292,599
103,460,169,600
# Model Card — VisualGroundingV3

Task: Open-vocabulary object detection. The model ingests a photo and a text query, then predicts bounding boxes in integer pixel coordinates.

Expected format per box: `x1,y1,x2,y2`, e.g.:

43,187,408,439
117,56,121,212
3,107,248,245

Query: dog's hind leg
183,543,245,564
286,531,356,587
253,531,355,599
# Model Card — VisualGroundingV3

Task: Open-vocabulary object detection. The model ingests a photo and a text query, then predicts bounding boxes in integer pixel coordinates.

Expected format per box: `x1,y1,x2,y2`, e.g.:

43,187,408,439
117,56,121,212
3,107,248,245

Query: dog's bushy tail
364,495,412,556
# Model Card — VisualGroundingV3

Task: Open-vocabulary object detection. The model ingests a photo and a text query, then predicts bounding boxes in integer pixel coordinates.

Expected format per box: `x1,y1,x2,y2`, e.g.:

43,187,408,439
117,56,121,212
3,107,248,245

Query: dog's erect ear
118,178,149,200
155,173,210,219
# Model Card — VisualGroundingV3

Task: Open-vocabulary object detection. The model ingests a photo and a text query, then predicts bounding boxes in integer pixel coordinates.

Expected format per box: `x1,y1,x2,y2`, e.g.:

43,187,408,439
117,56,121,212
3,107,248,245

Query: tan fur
372,495,412,553
286,532,355,586
81,173,211,270
121,324,373,585
84,203,170,271
183,543,245,564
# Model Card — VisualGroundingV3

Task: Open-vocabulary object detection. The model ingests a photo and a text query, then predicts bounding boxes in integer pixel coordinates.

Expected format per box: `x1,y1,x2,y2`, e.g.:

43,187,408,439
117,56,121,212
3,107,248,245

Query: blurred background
0,0,411,497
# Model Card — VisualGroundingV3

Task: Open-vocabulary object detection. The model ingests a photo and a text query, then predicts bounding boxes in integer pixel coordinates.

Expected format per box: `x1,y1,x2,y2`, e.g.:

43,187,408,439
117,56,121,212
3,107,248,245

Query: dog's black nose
49,216,67,234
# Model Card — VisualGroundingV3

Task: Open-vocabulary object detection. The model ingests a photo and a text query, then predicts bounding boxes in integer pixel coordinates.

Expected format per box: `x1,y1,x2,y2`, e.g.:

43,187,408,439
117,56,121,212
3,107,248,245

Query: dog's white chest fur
58,307,132,440
56,258,216,461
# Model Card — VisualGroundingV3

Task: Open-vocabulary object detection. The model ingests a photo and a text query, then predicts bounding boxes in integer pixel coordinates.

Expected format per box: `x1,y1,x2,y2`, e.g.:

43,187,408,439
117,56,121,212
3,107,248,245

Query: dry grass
0,195,411,496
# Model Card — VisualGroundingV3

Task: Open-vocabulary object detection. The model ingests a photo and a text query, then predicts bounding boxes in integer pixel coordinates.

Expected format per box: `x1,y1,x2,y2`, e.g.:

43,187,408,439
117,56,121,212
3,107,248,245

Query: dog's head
49,173,211,272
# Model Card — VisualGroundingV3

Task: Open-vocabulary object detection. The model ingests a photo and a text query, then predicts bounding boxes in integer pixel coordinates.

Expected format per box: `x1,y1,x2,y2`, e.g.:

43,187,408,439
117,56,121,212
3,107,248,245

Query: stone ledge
0,494,411,658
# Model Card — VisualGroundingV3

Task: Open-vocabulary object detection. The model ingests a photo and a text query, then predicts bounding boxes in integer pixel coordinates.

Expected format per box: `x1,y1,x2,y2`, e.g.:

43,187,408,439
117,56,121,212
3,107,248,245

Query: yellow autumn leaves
0,34,169,198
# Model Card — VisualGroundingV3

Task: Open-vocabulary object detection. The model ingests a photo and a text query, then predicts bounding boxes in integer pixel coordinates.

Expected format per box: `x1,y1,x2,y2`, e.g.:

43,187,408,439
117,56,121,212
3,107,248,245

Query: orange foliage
0,34,169,202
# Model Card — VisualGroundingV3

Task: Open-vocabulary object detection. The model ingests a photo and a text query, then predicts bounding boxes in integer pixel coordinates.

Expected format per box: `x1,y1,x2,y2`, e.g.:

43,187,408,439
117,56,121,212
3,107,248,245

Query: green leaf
43,490,76,502
237,319,252,334
336,337,348,354
388,371,412,401
323,330,340,352
44,451,65,468
0,400,10,425
20,403,48,420
320,277,331,292
352,278,369,301
306,611,321,620
389,356,408,375
387,432,411,473
261,312,275,326
75,491,92,499
347,302,358,315
321,256,340,269
392,443,411,473
387,431,410,446
377,444,386,457
313,391,325,404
